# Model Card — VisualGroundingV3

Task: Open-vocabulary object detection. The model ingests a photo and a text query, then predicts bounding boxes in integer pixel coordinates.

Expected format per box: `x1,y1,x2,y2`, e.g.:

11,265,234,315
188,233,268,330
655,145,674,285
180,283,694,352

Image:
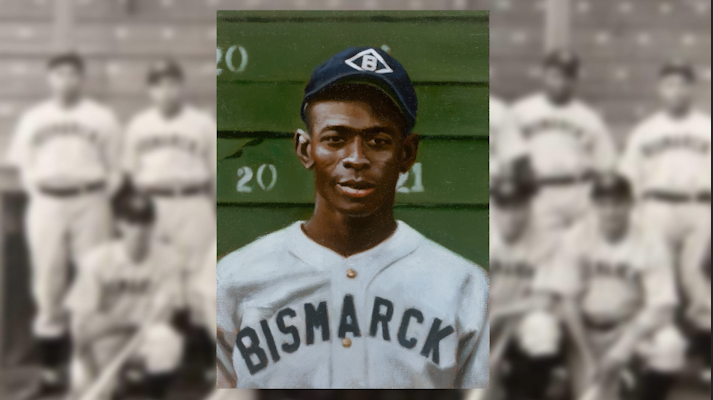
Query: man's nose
342,137,370,170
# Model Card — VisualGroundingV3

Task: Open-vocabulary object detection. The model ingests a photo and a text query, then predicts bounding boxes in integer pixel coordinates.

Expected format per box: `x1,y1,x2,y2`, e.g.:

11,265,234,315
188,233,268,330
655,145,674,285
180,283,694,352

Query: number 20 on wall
236,163,424,193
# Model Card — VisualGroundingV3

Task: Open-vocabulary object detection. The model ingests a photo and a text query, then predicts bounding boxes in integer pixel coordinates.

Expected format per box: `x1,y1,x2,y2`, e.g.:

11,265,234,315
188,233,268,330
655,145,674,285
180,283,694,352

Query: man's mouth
337,180,376,198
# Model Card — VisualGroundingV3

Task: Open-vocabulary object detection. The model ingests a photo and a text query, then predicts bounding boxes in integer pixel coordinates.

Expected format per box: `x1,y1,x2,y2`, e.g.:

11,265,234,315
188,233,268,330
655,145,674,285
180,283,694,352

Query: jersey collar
287,220,422,271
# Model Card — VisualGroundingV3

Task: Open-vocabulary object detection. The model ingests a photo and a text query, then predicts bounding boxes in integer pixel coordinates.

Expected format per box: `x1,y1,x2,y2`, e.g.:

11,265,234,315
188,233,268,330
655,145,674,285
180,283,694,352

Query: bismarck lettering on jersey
582,260,641,282
236,295,456,375
490,260,535,279
641,134,710,157
136,134,201,154
521,118,586,139
33,122,100,146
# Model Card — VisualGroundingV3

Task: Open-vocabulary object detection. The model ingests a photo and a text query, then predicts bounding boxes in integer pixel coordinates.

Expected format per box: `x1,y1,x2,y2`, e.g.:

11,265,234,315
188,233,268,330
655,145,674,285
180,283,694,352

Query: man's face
303,99,413,217
594,197,632,238
658,74,693,114
47,64,83,101
117,219,152,257
149,77,184,112
542,67,575,101
494,201,531,241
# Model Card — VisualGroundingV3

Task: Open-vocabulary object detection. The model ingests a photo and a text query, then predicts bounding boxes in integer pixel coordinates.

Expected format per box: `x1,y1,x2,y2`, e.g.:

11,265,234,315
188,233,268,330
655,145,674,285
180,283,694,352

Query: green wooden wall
217,11,489,267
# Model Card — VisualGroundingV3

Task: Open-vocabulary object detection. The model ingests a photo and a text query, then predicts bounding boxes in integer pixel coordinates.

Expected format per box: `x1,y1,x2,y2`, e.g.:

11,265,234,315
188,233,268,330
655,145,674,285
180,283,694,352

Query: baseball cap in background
490,174,538,206
591,172,634,201
47,51,85,73
301,47,418,132
543,49,580,78
112,181,156,224
147,59,184,84
659,59,696,82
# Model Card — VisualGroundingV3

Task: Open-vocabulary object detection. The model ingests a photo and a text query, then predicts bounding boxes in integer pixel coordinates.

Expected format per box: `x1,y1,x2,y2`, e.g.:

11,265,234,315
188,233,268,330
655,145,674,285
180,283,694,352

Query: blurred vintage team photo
215,10,490,390
488,1,710,400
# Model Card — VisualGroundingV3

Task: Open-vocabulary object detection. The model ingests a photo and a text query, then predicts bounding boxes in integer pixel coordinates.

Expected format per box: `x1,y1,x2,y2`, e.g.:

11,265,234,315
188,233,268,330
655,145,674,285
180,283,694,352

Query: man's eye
369,137,392,146
323,135,345,143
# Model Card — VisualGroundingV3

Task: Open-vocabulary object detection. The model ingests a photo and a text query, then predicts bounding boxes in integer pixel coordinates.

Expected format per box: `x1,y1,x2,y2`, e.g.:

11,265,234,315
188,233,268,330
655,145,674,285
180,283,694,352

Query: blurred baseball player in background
511,50,616,234
548,173,687,400
488,173,568,400
619,62,711,387
123,59,217,379
66,183,186,400
489,96,527,180
217,47,489,389
6,52,122,399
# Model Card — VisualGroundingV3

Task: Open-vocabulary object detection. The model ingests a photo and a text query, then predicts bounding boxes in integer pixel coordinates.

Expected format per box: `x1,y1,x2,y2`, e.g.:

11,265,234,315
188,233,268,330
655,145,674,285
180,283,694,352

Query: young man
488,173,567,400
511,50,616,233
548,173,687,400
217,47,489,389
6,52,121,399
65,183,186,400
123,60,217,376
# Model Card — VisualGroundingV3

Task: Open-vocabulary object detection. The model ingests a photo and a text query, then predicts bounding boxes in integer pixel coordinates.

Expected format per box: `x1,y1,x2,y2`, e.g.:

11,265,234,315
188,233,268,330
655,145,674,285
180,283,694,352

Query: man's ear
399,132,419,173
294,128,314,169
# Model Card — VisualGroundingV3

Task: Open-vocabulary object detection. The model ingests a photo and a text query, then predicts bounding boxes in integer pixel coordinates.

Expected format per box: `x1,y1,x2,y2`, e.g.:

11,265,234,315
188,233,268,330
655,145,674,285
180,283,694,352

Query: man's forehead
310,101,400,130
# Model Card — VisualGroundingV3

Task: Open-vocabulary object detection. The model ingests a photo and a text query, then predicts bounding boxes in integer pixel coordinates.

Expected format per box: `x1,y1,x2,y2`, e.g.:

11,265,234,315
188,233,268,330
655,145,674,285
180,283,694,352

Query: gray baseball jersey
216,221,489,389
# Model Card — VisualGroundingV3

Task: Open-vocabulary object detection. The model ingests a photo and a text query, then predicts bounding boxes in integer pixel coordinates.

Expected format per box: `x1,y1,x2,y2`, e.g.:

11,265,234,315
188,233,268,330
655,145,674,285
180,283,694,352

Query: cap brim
301,71,416,128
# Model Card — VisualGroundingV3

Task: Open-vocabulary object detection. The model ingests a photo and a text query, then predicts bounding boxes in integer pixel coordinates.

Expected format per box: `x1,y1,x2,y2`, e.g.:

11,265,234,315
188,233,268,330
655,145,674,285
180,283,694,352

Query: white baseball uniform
489,96,526,179
511,93,616,231
546,216,686,396
5,98,121,338
123,105,217,310
65,239,186,396
619,110,711,262
489,220,562,357
216,221,490,389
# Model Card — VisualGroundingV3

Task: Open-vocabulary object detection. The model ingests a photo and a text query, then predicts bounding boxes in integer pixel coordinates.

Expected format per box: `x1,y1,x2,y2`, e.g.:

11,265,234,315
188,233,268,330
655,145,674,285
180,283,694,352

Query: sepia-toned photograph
215,10,490,390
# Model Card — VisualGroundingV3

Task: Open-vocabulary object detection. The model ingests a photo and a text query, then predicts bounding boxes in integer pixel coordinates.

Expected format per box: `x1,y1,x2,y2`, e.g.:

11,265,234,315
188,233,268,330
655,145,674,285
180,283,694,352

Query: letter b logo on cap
345,48,393,74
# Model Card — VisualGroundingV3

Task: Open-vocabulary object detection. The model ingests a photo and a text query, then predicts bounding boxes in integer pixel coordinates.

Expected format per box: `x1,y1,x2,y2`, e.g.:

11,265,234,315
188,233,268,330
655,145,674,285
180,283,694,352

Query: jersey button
346,268,357,279
342,338,352,348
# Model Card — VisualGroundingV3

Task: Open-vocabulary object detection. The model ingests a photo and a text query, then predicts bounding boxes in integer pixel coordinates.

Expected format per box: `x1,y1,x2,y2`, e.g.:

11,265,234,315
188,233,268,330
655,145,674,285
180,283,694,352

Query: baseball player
122,59,217,374
489,96,527,180
65,183,186,400
547,173,687,400
488,173,567,400
511,50,616,233
6,52,121,398
217,47,490,389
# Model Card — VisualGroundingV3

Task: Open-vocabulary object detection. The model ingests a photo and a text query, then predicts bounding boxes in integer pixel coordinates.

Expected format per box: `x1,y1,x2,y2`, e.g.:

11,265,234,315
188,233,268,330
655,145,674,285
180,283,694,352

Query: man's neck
157,103,184,119
302,199,398,258
545,92,574,107
54,95,82,109
664,105,693,120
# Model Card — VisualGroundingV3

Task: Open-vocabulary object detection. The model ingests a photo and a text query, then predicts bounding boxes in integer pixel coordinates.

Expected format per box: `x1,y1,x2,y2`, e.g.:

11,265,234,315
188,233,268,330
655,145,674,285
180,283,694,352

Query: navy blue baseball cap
300,47,418,132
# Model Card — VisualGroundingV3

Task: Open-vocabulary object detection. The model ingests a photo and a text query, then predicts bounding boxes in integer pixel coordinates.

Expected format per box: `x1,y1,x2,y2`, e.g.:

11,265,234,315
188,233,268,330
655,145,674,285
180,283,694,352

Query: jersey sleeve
619,124,645,196
588,111,617,172
496,111,527,162
216,255,242,388
205,114,217,179
539,230,585,297
103,109,123,194
5,111,34,168
642,235,678,309
121,117,141,176
453,267,490,388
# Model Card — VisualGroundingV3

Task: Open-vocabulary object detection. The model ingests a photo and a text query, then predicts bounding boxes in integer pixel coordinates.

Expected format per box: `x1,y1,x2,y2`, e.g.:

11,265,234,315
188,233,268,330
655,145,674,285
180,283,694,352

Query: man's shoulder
413,234,488,284
217,224,297,281
127,108,157,128
511,92,544,112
